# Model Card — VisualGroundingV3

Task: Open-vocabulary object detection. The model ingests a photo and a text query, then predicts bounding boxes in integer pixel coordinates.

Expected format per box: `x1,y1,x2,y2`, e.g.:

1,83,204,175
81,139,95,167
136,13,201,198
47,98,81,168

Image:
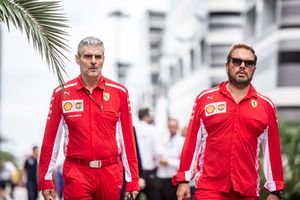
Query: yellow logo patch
206,105,215,114
205,102,226,116
63,102,73,111
62,100,84,113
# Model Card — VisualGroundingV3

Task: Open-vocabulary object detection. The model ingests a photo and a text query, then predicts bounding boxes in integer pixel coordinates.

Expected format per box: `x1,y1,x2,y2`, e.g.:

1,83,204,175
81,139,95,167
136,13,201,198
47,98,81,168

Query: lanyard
84,89,103,111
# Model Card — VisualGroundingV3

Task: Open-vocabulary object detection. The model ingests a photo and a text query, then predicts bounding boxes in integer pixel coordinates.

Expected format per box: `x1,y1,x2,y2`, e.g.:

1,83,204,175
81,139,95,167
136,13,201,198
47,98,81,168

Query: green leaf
0,0,70,88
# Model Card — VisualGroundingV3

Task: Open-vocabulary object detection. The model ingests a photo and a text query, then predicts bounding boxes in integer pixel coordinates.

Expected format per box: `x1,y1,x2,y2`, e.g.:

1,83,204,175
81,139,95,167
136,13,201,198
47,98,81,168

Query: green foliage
0,0,70,86
259,120,300,200
0,151,17,168
279,120,300,199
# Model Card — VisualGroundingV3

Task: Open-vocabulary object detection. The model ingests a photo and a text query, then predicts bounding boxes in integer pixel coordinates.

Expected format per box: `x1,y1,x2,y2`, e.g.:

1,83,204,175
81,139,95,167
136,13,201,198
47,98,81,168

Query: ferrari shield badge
251,100,258,108
103,92,110,101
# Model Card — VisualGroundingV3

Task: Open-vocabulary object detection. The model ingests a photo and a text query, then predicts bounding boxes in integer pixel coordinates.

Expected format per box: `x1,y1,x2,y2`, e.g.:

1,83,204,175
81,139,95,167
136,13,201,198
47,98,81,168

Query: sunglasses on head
228,58,256,68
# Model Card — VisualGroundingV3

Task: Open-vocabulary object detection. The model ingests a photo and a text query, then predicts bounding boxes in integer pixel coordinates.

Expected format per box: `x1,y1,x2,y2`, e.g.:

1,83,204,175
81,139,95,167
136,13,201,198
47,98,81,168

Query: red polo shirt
38,75,139,192
173,81,285,196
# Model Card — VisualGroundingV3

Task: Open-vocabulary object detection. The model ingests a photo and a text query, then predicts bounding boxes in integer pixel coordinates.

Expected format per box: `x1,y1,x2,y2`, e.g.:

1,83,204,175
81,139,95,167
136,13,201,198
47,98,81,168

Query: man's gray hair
77,36,105,55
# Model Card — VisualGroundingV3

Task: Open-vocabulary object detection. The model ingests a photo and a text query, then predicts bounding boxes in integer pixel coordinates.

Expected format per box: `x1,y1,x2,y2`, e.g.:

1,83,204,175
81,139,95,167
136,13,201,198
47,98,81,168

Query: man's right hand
42,189,56,200
177,183,191,200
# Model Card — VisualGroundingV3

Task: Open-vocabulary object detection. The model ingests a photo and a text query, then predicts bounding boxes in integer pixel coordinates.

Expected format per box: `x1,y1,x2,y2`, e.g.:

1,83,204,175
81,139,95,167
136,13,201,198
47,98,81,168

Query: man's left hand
267,194,281,200
124,191,139,200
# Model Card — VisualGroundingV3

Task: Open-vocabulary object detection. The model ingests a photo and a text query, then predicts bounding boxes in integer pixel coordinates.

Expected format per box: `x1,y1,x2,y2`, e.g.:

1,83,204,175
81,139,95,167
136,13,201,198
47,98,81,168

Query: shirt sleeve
38,89,64,191
24,160,28,172
168,138,185,168
172,96,203,185
119,89,140,192
262,105,285,192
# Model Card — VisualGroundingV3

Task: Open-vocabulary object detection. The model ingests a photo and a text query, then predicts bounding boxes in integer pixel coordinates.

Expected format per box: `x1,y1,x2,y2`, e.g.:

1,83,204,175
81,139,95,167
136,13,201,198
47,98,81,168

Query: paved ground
2,186,43,200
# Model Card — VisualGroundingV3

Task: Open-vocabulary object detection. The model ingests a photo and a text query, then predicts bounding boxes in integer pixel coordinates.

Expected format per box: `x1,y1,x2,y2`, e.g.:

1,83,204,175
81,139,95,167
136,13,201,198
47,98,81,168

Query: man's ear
75,54,80,65
225,63,229,73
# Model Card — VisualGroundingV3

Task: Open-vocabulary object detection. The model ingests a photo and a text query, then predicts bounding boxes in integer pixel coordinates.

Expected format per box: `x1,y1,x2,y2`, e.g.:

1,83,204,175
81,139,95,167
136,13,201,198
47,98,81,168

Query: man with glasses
173,42,285,200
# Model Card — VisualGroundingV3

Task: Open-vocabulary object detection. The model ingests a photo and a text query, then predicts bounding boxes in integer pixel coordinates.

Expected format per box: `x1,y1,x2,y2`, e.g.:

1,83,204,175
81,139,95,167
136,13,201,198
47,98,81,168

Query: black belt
66,156,121,168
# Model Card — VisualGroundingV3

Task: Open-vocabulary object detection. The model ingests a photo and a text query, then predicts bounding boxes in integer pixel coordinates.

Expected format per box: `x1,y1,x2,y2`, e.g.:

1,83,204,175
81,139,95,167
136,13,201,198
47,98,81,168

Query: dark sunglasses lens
231,58,255,67
231,58,242,66
244,60,255,67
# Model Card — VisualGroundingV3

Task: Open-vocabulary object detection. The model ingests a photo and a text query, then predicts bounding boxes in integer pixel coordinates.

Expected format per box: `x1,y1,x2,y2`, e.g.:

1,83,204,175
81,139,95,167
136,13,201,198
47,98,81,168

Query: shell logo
206,105,215,114
63,102,73,111
205,102,226,116
62,100,84,113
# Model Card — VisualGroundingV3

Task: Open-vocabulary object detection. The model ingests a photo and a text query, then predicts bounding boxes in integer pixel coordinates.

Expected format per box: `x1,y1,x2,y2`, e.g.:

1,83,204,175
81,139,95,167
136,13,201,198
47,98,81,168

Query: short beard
227,71,252,89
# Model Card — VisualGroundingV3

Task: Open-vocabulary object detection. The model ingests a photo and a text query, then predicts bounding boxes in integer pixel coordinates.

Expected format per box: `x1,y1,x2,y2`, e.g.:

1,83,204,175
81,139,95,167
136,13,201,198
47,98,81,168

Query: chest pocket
98,99,120,126
102,111,119,123
102,93,120,119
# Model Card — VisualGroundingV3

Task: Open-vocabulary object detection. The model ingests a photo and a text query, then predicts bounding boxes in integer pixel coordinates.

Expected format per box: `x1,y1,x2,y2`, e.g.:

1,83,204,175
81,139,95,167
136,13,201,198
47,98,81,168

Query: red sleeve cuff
126,181,140,192
172,172,187,186
38,180,54,191
264,181,286,192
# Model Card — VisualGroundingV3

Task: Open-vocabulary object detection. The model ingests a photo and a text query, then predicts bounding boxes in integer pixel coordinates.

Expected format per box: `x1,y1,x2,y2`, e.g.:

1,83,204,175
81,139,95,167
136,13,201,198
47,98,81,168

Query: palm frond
0,0,70,87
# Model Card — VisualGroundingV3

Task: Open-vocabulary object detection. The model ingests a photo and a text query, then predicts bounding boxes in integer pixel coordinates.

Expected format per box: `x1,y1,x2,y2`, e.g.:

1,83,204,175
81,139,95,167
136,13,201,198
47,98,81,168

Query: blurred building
107,9,131,84
158,0,245,127
154,0,300,127
246,0,300,120
126,8,167,126
122,0,300,127
0,28,2,151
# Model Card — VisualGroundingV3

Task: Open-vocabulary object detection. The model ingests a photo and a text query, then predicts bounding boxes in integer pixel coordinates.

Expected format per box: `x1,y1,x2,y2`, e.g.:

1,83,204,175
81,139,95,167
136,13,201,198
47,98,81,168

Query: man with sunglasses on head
38,36,139,200
173,42,285,200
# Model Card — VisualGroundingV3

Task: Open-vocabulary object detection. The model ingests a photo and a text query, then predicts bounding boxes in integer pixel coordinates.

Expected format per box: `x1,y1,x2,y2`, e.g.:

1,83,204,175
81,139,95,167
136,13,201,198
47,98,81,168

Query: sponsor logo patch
62,100,84,113
217,103,226,112
75,101,83,110
251,100,258,108
63,102,73,111
206,105,215,115
103,92,110,101
205,102,226,116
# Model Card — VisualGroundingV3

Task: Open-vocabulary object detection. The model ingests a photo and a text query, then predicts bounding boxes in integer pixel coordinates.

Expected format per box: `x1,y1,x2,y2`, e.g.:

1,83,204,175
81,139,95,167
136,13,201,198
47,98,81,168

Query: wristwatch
271,190,284,200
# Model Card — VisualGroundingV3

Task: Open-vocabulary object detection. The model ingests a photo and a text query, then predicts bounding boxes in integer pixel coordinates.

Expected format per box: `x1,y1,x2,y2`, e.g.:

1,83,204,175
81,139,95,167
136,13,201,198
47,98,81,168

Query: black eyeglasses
228,58,256,68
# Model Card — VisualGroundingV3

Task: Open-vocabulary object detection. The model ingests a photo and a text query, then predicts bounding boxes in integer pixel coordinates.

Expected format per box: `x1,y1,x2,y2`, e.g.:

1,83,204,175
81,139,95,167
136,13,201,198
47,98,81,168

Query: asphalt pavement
3,186,43,200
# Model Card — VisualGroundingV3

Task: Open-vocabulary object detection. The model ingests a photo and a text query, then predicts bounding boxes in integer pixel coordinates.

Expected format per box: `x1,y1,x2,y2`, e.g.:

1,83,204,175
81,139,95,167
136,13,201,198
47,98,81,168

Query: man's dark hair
32,146,38,152
138,108,150,120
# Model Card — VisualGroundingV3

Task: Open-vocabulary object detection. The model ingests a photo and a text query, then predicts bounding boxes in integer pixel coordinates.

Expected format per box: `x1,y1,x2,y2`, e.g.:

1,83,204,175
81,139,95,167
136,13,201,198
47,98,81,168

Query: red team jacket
38,76,139,192
173,81,285,196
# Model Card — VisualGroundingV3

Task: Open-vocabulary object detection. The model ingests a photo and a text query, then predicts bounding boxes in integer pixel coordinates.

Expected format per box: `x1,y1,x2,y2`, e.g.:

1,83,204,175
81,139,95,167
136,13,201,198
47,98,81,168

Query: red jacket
173,81,285,196
38,76,139,192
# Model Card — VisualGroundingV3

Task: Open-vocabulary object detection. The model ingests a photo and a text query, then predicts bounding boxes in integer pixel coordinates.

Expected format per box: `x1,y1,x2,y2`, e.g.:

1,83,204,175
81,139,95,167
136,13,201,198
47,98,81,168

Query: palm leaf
0,0,70,87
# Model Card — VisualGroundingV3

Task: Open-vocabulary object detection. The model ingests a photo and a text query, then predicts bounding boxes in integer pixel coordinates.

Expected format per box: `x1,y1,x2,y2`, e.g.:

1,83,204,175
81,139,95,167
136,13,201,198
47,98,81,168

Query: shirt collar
219,81,258,100
75,75,106,91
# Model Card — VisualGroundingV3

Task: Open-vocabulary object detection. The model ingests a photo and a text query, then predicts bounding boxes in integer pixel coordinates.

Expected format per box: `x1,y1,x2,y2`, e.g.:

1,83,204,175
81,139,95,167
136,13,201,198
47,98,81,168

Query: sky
1,0,168,163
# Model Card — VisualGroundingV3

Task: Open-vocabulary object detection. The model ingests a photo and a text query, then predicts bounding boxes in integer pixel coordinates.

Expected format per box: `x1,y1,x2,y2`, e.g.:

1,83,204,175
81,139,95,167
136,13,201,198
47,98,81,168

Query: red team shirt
38,76,139,191
173,81,285,196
